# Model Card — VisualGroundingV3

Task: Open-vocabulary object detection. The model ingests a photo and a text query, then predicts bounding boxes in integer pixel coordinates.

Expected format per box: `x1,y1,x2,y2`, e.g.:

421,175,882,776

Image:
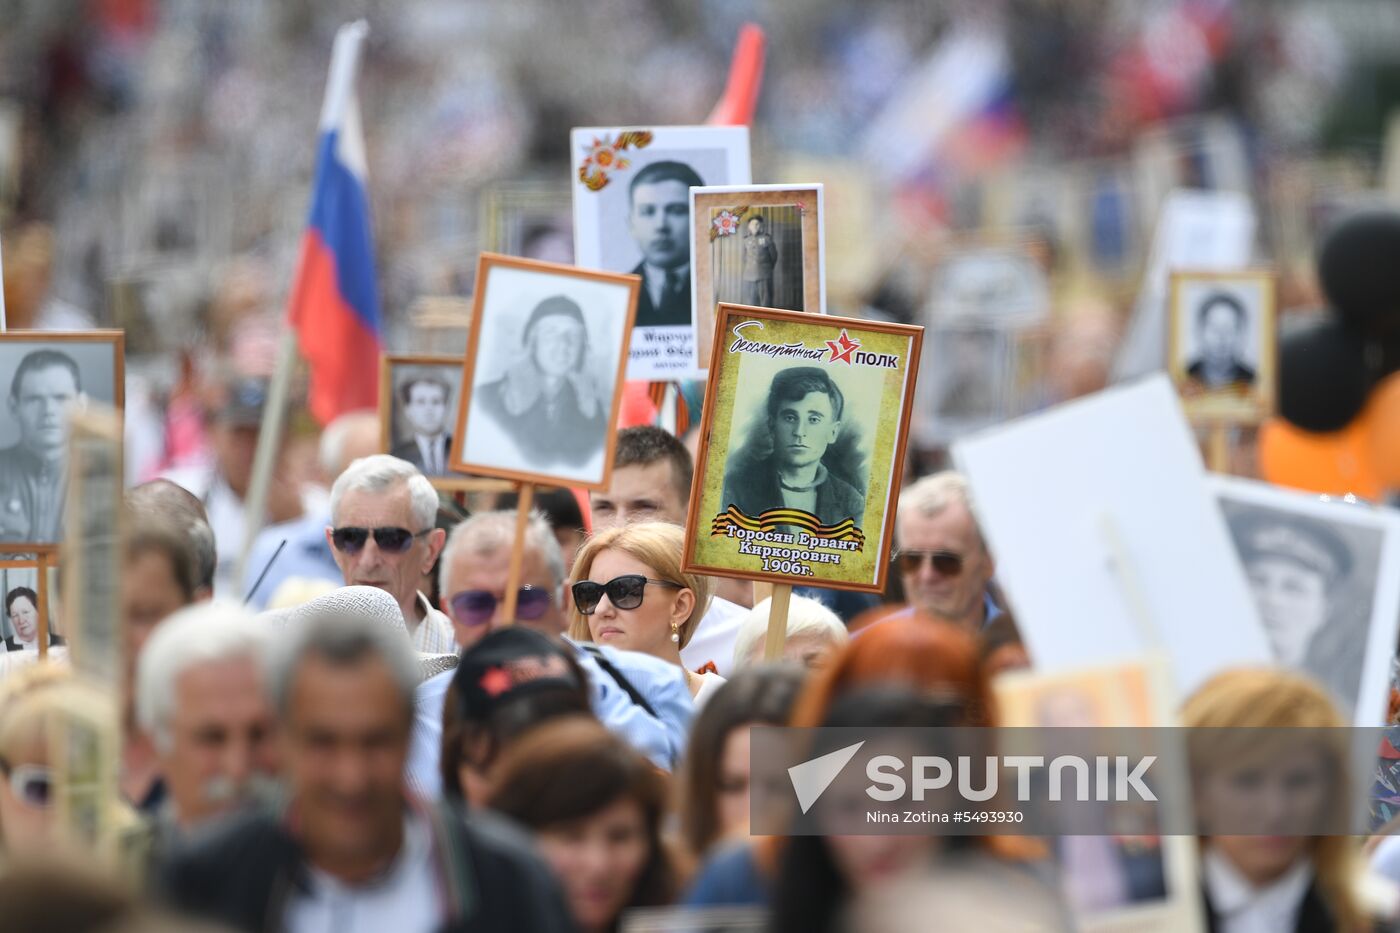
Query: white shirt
643,261,688,310
414,435,448,476
411,592,457,655
692,670,727,710
285,810,441,933
681,596,745,678
1204,847,1313,933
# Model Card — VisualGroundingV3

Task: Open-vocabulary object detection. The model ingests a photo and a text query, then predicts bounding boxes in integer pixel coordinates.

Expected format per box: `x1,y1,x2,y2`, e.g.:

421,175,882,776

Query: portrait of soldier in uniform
475,294,606,469
1223,505,1373,711
0,348,87,543
741,214,778,308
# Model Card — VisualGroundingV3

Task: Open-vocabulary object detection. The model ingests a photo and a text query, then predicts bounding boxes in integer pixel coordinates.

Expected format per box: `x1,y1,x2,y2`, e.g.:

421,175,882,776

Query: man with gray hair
437,510,567,651
162,602,572,932
889,471,1001,631
135,601,277,831
325,454,454,653
243,410,380,608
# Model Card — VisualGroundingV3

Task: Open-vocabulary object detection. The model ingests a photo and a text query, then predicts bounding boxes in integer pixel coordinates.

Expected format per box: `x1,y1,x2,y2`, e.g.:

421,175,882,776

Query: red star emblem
826,329,860,364
478,667,515,697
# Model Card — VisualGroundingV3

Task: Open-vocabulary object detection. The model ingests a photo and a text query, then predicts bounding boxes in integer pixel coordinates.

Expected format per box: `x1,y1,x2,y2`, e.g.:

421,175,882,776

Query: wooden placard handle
1206,423,1230,474
762,583,793,662
501,482,535,624
37,551,49,661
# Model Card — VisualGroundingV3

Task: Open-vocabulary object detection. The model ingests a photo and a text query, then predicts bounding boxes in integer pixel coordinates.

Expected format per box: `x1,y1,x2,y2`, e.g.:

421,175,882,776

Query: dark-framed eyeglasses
330,526,431,555
891,549,965,578
572,574,681,615
0,759,51,808
448,586,553,627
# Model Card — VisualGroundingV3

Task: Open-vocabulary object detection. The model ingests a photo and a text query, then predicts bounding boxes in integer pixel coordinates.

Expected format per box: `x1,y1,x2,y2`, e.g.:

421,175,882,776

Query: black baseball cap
453,627,585,720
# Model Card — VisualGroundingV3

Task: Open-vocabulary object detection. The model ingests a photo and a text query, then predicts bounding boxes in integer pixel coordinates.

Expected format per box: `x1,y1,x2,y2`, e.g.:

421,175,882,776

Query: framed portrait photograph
684,304,923,593
380,354,467,488
690,184,825,373
0,332,123,549
913,322,1014,446
1167,269,1277,423
449,252,639,490
570,125,751,381
0,548,60,661
994,660,1203,933
1211,475,1400,726
480,181,574,263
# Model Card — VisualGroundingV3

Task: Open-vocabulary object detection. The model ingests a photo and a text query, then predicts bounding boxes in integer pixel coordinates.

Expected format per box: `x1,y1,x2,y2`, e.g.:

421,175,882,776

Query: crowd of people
0,414,1390,933
2,2,1400,931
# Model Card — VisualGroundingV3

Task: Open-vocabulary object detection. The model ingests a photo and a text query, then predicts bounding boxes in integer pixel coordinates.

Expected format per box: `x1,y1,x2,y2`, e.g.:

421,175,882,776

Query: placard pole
37,551,48,661
762,583,793,662
501,482,535,624
1206,423,1230,473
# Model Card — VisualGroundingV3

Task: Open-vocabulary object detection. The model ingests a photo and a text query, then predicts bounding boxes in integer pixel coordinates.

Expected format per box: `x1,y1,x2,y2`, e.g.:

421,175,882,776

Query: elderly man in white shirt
325,455,455,655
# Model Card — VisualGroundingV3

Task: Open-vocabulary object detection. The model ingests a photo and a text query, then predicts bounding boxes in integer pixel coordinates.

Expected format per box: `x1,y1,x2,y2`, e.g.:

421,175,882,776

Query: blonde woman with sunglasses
568,522,722,705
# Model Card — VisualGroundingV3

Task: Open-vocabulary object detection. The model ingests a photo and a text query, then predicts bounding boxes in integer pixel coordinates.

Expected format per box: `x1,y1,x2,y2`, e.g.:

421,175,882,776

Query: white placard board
952,375,1270,697
1112,189,1256,383
1210,474,1400,726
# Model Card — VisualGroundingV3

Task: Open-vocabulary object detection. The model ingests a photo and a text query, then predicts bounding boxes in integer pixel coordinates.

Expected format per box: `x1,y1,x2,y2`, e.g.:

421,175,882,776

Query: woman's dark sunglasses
891,549,964,577
330,526,431,555
572,574,681,615
448,586,553,627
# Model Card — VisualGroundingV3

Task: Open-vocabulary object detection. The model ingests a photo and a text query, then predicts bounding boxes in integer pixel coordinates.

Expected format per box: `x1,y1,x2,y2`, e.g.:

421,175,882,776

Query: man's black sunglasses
891,549,965,578
571,574,681,615
330,526,431,555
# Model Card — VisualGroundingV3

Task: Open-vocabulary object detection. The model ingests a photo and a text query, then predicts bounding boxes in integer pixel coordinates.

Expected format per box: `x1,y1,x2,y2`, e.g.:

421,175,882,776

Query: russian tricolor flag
288,21,381,425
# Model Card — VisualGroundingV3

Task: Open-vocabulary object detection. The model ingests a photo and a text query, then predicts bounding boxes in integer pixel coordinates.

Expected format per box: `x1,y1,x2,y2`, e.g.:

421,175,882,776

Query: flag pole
234,21,370,589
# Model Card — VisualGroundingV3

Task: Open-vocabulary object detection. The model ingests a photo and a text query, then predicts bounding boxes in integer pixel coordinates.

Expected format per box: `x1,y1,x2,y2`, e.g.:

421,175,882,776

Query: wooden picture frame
62,406,123,688
479,180,574,261
0,545,59,661
0,331,124,552
1167,269,1276,425
690,184,826,372
448,252,640,491
683,303,924,594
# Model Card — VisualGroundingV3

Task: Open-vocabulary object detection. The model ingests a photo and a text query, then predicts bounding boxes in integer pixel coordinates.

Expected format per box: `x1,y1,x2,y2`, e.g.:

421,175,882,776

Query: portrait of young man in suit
627,160,704,328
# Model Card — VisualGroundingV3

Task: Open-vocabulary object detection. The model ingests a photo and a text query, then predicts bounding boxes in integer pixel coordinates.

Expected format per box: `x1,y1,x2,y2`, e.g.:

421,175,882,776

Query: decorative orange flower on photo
577,131,655,192
710,205,750,241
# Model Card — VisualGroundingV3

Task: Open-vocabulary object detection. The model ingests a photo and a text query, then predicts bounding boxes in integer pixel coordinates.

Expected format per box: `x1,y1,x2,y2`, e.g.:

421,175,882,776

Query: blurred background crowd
4,0,1400,485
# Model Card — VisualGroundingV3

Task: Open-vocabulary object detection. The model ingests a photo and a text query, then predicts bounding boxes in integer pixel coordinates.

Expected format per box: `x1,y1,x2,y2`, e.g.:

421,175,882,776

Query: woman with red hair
683,617,1039,916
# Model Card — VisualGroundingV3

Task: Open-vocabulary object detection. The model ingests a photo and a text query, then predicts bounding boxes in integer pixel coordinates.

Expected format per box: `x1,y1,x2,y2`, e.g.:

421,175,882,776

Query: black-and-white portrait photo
721,365,869,526
385,360,462,478
1219,496,1386,717
572,126,750,381
455,256,636,489
1170,272,1275,403
0,334,123,545
1185,291,1257,388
